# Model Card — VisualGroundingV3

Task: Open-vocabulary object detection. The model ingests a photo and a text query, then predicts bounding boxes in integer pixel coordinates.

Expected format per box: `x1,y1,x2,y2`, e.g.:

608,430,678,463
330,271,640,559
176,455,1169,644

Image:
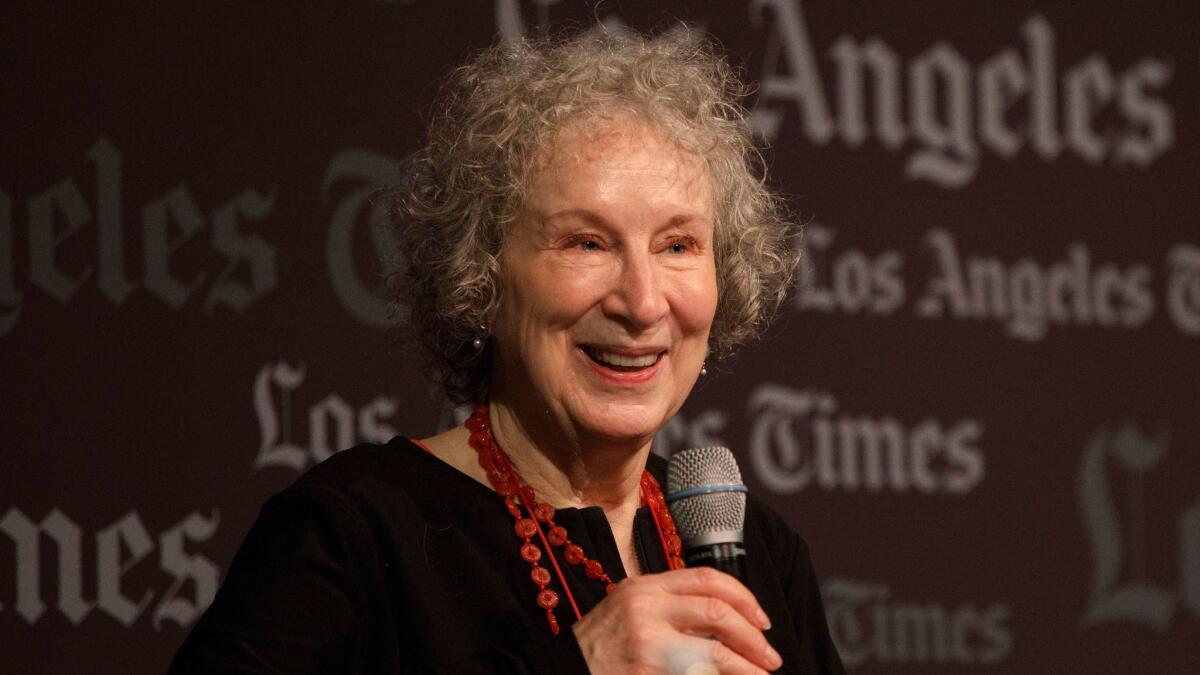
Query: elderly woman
170,30,843,675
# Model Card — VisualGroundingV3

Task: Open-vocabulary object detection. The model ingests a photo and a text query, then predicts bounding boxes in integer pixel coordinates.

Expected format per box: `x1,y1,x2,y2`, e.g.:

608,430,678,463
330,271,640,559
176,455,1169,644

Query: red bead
495,476,518,497
564,544,585,565
477,452,495,473
518,486,538,509
520,542,542,563
461,410,685,631
536,589,559,609
490,450,510,472
584,559,604,579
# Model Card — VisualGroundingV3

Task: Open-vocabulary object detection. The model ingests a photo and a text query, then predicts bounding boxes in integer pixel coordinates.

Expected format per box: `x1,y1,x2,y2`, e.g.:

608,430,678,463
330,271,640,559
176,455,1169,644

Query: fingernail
764,645,783,669
758,609,771,630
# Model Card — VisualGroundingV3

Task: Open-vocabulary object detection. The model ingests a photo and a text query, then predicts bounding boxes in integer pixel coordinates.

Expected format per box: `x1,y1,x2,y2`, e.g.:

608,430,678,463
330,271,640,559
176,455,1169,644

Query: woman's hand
572,567,783,674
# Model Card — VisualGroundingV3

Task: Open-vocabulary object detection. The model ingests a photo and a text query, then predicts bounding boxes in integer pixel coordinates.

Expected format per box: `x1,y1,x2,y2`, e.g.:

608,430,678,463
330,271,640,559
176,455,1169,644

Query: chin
574,402,671,444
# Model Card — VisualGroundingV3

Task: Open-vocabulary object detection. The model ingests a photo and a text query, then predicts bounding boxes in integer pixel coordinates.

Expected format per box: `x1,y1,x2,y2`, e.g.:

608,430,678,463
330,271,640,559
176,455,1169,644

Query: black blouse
168,438,845,674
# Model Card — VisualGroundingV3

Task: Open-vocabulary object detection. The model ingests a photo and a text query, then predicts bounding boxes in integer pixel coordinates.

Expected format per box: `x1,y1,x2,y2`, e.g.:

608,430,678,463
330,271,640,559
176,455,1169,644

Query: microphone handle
683,541,800,674
683,541,746,581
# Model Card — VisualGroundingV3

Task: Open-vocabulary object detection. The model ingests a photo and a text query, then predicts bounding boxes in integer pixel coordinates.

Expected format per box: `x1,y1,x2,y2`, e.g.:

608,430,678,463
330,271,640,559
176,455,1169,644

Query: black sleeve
783,534,846,675
438,633,591,674
748,495,846,675
167,481,593,674
167,488,374,674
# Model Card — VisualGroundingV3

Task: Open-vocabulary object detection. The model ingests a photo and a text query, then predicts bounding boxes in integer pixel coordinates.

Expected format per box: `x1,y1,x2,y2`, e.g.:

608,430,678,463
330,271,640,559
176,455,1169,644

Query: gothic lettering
907,43,977,186
28,178,93,303
916,229,1154,340
1166,244,1200,335
749,0,834,143
253,360,402,472
1079,425,1174,629
323,150,402,327
828,37,905,149
254,360,310,471
0,508,92,624
1064,56,1115,164
824,578,1012,666
0,137,278,335
1115,58,1174,166
752,3,1174,187
153,510,220,630
978,49,1027,158
796,224,905,316
206,188,277,313
142,185,207,308
1,508,221,629
1023,15,1061,159
96,512,155,626
91,137,133,306
748,384,985,495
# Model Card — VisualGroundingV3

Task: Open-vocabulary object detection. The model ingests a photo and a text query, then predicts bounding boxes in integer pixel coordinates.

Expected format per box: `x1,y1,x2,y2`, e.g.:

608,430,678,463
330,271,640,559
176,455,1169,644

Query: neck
486,398,650,515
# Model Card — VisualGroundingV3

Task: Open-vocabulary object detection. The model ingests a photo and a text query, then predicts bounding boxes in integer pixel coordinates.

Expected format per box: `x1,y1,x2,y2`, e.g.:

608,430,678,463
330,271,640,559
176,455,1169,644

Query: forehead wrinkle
534,112,706,177
552,143,709,206
521,116,715,237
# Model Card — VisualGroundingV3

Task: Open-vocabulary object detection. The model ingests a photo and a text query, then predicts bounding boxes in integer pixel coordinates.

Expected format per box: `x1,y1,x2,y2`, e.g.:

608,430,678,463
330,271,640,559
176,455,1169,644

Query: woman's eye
665,238,696,254
577,239,602,251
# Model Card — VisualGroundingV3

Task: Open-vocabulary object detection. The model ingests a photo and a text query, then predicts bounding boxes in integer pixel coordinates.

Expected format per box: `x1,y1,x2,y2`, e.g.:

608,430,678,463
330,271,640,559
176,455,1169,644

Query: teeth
589,348,658,368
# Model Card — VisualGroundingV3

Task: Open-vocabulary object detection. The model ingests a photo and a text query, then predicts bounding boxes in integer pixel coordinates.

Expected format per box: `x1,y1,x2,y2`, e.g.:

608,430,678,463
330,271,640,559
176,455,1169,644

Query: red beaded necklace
464,403,685,634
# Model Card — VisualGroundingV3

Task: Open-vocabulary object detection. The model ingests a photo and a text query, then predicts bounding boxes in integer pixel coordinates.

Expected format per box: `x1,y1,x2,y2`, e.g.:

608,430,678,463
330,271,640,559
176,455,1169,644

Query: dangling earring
699,362,707,377
471,324,488,351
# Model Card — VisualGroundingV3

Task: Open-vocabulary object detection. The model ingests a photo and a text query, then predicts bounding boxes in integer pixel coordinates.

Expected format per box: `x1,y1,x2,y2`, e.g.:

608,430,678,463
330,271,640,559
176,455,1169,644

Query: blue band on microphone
664,483,749,503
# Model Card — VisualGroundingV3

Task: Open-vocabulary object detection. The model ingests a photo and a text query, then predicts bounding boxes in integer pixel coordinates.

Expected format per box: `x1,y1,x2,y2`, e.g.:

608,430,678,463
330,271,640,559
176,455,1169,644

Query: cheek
546,276,607,318
499,268,604,343
493,272,543,352
676,272,719,334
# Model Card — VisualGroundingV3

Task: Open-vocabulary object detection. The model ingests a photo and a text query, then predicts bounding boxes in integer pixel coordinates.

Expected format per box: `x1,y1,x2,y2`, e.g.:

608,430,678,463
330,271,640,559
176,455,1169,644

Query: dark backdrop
3,1,1198,672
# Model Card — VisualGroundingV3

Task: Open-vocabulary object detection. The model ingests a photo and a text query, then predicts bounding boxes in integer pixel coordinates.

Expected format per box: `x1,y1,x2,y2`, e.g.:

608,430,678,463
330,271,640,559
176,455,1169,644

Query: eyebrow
542,208,607,227
665,214,698,227
542,209,706,230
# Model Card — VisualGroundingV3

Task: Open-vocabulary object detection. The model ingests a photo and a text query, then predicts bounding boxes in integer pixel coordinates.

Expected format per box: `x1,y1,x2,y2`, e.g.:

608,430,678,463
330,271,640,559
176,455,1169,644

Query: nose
602,250,669,330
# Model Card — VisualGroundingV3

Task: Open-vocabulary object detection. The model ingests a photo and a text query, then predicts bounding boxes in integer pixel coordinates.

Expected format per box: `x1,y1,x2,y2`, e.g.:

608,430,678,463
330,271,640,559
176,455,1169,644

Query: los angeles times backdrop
2,1,1197,673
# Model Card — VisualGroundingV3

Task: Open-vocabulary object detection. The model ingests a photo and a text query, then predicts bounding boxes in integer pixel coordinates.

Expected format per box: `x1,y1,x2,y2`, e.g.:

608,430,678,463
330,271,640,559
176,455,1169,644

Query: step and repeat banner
3,1,1197,672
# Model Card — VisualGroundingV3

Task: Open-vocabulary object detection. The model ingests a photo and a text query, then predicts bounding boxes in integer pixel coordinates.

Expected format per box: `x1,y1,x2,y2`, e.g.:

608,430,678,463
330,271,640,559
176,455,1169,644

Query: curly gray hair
389,28,798,403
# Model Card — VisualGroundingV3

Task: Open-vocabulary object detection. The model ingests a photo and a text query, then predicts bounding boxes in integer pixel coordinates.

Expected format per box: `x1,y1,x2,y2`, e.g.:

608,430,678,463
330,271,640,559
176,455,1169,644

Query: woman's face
490,117,718,447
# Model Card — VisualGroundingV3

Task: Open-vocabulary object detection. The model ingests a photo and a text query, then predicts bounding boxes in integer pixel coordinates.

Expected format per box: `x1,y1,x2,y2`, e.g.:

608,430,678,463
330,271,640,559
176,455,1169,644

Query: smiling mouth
582,346,664,371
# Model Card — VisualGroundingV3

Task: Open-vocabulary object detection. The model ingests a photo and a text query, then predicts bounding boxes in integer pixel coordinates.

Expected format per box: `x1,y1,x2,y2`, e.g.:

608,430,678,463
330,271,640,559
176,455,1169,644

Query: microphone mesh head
666,446,746,540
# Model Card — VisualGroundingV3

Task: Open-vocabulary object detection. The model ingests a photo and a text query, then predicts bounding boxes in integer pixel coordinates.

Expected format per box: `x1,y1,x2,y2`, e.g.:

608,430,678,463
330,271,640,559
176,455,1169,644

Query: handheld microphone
665,446,749,581
667,448,802,675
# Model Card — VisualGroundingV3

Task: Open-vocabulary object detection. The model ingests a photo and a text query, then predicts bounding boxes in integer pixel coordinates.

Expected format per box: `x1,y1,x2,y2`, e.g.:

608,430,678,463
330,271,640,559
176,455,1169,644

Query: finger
663,596,781,673
649,567,771,630
662,634,773,675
